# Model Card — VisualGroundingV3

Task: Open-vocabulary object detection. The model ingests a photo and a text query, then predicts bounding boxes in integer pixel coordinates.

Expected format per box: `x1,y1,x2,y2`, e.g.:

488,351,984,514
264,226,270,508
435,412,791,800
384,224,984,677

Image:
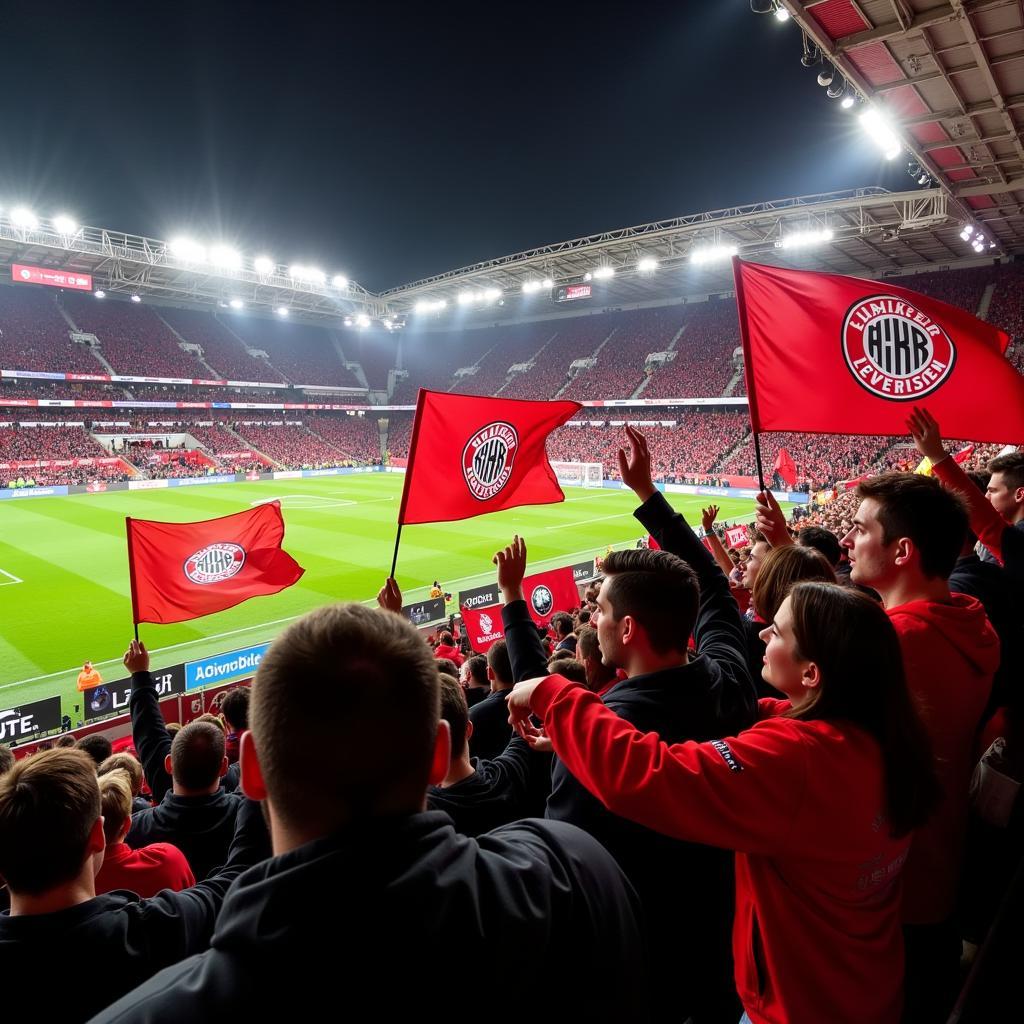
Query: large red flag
126,502,304,625
460,603,506,653
398,390,581,525
772,447,797,487
733,259,1024,443
522,566,580,628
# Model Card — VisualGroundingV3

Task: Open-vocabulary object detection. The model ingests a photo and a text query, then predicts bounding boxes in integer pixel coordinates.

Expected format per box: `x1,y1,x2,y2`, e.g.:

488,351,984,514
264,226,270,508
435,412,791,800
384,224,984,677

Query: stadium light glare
229,298,244,309
774,4,790,22
170,237,207,262
276,306,289,317
690,244,738,264
779,228,834,249
307,267,326,285
288,264,306,279
93,290,106,299
522,280,540,294
959,227,972,240
11,207,38,230
130,294,141,303
484,287,502,301
637,257,659,272
583,272,593,282
52,214,77,234
414,298,447,314
332,274,349,289
254,256,275,275
858,107,901,160
210,245,242,269
542,278,553,288
355,313,371,328
457,290,476,305
593,266,615,280
840,94,855,109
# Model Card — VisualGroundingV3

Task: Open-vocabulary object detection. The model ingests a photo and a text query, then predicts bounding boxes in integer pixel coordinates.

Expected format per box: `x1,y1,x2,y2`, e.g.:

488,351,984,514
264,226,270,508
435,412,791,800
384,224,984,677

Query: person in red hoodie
839,470,999,1022
433,631,464,667
509,580,939,1024
94,769,194,898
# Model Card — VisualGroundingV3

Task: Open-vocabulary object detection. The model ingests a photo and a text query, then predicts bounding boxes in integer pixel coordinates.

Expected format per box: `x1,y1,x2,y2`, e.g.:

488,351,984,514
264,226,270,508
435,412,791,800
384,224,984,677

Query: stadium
1,2,1023,1021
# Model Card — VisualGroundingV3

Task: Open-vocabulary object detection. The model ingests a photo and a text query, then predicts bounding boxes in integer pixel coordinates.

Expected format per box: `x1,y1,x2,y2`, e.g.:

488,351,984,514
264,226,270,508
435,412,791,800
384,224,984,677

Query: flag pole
389,524,403,579
125,516,141,643
730,255,767,494
390,388,428,579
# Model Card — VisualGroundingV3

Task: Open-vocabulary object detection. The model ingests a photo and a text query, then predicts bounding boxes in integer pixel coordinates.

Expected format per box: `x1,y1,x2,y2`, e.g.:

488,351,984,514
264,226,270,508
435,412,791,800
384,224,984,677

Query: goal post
551,461,603,488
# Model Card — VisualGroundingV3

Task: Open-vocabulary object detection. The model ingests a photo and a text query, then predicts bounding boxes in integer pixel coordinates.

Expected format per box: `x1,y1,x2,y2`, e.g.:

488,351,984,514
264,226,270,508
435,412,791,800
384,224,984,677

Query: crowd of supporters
230,423,350,468
304,414,381,462
0,425,109,462
0,287,104,373
227,318,362,388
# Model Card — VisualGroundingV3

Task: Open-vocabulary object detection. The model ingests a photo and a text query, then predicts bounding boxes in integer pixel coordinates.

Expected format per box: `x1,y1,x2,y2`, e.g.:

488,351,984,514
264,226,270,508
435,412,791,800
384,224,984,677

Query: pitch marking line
251,495,395,510
0,568,23,586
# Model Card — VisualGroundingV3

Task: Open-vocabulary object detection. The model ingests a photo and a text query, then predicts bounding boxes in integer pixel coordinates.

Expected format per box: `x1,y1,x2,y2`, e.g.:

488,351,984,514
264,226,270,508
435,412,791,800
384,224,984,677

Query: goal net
551,461,603,488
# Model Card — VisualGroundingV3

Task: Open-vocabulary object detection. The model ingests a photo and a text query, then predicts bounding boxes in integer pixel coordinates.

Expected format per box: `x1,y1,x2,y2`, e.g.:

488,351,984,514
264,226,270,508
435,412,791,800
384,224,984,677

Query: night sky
0,1,911,292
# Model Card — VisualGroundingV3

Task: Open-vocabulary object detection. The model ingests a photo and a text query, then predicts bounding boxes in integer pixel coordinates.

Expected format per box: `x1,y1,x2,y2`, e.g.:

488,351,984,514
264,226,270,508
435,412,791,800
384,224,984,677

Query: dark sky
0,1,910,292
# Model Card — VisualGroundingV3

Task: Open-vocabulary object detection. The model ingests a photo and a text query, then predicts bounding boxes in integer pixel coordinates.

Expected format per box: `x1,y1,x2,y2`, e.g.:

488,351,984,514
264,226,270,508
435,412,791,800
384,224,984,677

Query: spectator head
220,687,251,732
97,752,144,797
435,658,460,681
241,603,447,853
166,722,182,738
56,735,76,748
844,473,967,592
740,532,769,590
486,639,514,690
985,452,1024,524
797,526,842,568
166,721,228,795
584,581,602,604
98,769,133,844
83,661,92,672
596,549,698,670
76,733,112,768
759,583,938,838
0,748,104,898
437,675,471,767
0,745,13,776
576,626,618,692
439,632,454,646
752,545,836,624
546,658,589,686
550,612,574,639
195,713,226,733
464,655,488,690
577,609,591,627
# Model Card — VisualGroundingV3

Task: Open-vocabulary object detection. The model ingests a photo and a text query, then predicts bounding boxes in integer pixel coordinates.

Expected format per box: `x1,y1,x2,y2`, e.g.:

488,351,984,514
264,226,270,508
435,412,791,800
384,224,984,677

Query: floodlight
356,313,371,327
583,272,593,282
637,257,658,272
972,241,984,253
94,290,106,298
959,228,971,241
288,264,306,279
254,256,275,274
306,267,326,285
484,287,502,300
53,214,77,234
457,290,475,305
989,241,996,249
826,79,845,100
859,108,901,160
593,266,615,280
522,280,540,294
130,294,141,303
276,306,289,317
817,65,834,87
691,244,738,264
170,237,207,262
11,207,38,229
840,94,855,109
542,278,553,288
210,245,242,269
229,298,244,309
780,229,833,250
332,274,349,289
344,316,353,326
774,5,790,22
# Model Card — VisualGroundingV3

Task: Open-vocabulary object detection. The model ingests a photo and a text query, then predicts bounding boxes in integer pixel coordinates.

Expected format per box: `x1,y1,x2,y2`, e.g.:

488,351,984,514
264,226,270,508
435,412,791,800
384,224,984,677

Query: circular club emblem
184,542,247,585
462,421,519,501
479,612,493,634
531,584,553,618
18,268,30,280
842,295,956,401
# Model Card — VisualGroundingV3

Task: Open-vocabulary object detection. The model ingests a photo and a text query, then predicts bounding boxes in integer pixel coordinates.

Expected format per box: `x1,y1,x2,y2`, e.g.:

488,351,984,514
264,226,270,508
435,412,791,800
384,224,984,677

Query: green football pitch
0,475,790,715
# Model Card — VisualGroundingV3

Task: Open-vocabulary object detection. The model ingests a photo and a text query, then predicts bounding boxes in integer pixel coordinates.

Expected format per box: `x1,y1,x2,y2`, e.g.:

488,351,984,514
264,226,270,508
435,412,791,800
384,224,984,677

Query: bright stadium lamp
484,287,502,301
210,245,242,269
522,280,539,294
11,207,38,230
288,264,306,279
170,237,207,262
840,94,855,110
229,298,244,309
583,272,593,282
637,257,659,272
332,274,349,289
356,313,371,327
457,290,475,305
593,266,615,280
254,255,275,275
52,214,77,234
94,290,106,298
307,267,326,285
276,306,289,317
859,107,901,160
773,3,790,21
542,277,553,288
130,294,141,303
691,244,738,264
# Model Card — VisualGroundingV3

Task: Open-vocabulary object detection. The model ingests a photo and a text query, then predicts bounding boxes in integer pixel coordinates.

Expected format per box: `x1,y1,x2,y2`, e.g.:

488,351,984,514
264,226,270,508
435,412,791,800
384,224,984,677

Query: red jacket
433,644,464,667
95,841,195,899
534,678,909,1024
887,595,998,923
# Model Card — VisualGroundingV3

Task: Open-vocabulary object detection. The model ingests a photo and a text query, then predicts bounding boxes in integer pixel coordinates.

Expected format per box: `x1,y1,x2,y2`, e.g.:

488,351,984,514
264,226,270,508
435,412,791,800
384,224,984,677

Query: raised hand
617,424,656,502
907,406,947,464
493,535,527,603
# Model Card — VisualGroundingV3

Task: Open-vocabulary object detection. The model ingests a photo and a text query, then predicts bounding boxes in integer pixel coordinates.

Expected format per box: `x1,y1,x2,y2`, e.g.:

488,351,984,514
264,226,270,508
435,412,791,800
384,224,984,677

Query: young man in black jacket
0,741,268,1024
467,637,515,759
497,424,757,1023
94,599,649,1023
128,675,241,880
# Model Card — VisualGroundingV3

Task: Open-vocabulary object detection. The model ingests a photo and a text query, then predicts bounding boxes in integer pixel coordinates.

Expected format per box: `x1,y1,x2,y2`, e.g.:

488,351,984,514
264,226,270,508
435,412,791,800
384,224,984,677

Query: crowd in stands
228,319,362,388
2,460,133,488
63,293,206,379
888,266,992,316
501,317,617,400
384,414,412,460
158,308,287,383
0,286,105,373
448,323,552,396
305,414,381,462
644,302,739,399
0,381,126,403
345,332,399,390
0,425,108,462
230,423,349,468
987,264,1024,370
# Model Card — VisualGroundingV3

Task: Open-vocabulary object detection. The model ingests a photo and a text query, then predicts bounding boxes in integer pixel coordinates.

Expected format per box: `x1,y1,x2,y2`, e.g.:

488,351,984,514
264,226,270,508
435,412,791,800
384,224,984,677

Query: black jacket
467,689,513,760
128,671,241,879
0,800,268,1024
91,814,650,1024
502,490,757,1022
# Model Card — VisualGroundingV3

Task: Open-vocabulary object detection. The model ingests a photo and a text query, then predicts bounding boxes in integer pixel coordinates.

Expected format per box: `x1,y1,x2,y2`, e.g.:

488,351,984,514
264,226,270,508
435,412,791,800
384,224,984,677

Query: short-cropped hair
170,721,226,790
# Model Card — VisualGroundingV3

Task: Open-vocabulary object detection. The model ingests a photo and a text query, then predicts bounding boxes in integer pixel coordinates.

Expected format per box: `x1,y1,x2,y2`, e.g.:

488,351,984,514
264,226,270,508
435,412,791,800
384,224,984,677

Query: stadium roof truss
783,0,1024,250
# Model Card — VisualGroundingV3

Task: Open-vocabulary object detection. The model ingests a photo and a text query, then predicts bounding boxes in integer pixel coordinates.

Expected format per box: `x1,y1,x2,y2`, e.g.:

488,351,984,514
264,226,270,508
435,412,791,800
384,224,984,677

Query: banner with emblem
733,258,1024,444
460,603,506,653
522,566,580,628
125,501,305,625
397,390,582,526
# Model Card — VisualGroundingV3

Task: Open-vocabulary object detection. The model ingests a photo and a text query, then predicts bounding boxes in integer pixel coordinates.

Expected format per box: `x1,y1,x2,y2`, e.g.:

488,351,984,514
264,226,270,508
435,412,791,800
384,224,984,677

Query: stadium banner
128,479,169,490
569,559,599,584
0,457,122,470
0,485,69,499
0,695,62,743
460,603,505,653
725,525,751,549
12,263,92,291
273,470,303,480
402,597,447,626
186,643,270,691
458,583,501,611
169,474,237,487
523,567,579,628
83,663,186,722
69,481,130,494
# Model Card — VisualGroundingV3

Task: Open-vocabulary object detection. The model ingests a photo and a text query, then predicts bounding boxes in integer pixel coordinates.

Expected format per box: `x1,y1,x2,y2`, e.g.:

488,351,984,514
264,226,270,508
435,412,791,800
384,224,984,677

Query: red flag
772,447,797,487
725,524,750,550
734,259,1024,443
460,603,506,653
522,566,580,628
126,502,304,625
398,390,581,525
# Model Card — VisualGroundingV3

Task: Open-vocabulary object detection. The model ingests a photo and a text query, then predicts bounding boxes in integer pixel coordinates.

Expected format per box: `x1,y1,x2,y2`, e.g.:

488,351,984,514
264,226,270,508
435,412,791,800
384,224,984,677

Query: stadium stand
644,302,739,399
305,414,381,461
344,332,399,391
0,286,106,373
230,423,350,468
448,323,553,396
226,319,362,388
